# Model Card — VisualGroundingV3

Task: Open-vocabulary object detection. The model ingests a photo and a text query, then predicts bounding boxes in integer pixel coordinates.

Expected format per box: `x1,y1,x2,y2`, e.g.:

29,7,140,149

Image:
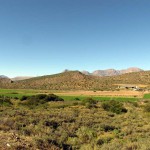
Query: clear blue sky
0,0,150,77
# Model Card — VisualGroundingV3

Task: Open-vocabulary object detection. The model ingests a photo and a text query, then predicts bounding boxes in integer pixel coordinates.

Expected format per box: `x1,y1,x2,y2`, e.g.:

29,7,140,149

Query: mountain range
82,67,143,76
0,68,150,91
0,67,144,81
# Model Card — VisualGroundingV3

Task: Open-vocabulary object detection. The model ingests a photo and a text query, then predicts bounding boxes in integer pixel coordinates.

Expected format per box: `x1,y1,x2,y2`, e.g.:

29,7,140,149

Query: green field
144,93,150,99
0,89,40,98
0,88,141,101
60,95,138,102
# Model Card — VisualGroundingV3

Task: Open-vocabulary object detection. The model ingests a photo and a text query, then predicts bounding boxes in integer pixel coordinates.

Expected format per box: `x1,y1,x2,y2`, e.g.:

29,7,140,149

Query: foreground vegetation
0,93,150,150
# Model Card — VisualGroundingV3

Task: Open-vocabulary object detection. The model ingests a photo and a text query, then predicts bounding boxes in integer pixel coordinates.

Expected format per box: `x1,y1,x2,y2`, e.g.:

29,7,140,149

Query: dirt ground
55,90,145,98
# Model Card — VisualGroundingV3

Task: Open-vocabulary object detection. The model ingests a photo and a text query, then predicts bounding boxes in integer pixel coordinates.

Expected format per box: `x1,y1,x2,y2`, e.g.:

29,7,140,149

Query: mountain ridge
82,67,143,76
0,70,150,90
0,67,144,79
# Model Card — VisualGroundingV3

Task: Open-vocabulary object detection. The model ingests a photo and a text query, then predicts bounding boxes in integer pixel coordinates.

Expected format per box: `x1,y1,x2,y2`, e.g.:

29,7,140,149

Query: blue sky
0,0,150,77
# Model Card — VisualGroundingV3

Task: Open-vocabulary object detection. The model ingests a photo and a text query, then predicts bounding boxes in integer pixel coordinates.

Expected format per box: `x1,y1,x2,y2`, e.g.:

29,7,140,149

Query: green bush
101,124,116,132
44,94,64,102
102,100,127,114
82,97,97,105
0,96,12,106
81,97,97,108
144,103,150,112
130,101,139,107
74,97,80,101
14,97,19,100
20,94,64,107
20,95,29,101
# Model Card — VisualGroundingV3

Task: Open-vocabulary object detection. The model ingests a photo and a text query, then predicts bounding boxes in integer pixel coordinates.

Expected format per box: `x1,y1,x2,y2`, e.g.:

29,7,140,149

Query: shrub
102,100,127,114
14,97,19,100
74,97,80,101
20,95,29,101
101,124,116,132
97,136,113,145
20,94,64,107
0,96,12,106
76,126,96,143
130,101,139,107
35,94,47,99
85,103,97,109
82,97,97,105
81,98,97,108
144,103,150,112
44,94,64,102
44,121,59,129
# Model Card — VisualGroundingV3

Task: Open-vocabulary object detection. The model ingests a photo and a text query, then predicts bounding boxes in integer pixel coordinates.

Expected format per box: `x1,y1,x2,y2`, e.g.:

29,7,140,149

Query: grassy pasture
0,89,60,98
144,93,150,99
0,89,140,101
0,89,39,98
59,95,138,102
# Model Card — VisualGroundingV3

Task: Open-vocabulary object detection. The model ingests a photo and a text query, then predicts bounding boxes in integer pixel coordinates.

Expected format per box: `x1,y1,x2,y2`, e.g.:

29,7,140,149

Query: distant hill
10,71,107,90
11,76,34,81
92,69,119,76
81,70,90,75
0,70,150,90
0,75,9,79
82,67,143,76
0,75,12,87
1,71,116,90
110,71,150,85
119,67,144,74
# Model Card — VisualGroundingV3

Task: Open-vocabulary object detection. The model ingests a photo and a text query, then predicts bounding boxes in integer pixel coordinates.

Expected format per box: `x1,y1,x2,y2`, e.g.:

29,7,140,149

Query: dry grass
55,90,144,98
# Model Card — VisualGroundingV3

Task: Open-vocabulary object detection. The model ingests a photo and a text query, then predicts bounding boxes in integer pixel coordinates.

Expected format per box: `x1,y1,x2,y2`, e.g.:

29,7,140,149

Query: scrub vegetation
0,94,150,150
